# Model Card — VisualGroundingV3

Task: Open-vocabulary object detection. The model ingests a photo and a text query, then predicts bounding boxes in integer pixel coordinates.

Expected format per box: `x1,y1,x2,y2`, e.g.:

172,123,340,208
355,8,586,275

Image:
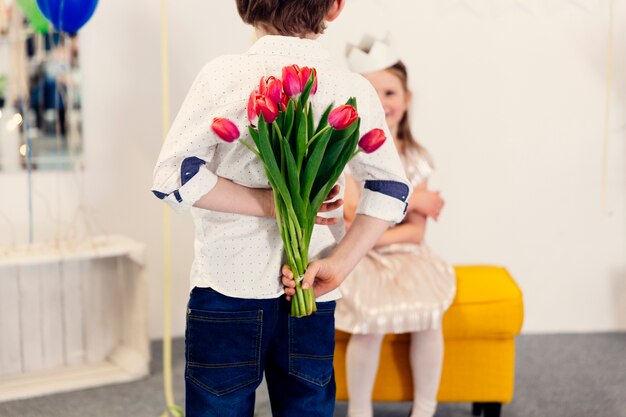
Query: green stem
307,125,331,148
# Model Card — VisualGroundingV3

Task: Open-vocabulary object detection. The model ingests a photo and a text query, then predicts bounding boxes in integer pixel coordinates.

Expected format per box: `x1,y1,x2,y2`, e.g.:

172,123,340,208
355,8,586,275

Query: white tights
345,329,444,417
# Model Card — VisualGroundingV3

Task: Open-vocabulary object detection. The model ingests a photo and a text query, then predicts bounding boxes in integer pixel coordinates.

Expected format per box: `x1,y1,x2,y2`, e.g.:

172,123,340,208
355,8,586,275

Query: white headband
345,34,400,74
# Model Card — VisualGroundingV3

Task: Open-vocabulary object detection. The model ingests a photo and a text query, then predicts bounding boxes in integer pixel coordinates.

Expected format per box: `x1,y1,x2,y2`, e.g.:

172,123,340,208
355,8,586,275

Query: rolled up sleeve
347,77,412,224
151,61,231,213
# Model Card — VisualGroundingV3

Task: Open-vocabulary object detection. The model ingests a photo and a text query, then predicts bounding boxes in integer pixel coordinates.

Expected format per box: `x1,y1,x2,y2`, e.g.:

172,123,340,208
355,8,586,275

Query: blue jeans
185,287,336,417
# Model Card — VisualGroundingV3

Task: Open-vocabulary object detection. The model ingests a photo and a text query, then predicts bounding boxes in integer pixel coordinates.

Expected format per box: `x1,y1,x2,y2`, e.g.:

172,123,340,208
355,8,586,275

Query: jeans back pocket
186,308,262,396
288,302,336,387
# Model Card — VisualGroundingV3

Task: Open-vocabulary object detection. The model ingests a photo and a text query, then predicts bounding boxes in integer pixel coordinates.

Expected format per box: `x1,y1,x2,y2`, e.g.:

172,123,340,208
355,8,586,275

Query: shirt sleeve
151,61,243,213
346,77,412,224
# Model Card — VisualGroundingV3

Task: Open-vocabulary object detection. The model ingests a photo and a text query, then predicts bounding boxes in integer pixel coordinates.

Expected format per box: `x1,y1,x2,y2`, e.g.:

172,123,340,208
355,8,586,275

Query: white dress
335,147,456,334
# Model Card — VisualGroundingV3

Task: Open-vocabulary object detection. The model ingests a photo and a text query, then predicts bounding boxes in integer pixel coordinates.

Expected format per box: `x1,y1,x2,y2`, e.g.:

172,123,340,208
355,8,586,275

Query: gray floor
0,333,624,417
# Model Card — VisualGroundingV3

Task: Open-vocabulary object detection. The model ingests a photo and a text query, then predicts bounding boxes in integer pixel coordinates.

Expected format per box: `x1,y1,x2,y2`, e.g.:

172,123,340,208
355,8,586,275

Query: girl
336,57,456,417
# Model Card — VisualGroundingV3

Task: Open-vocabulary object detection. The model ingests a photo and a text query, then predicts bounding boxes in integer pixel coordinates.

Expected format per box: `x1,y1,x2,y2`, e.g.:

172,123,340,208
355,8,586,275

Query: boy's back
153,35,409,300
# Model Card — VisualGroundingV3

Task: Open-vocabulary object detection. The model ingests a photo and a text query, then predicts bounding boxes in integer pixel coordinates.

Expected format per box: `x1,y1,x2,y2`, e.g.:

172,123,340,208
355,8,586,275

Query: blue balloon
36,0,98,34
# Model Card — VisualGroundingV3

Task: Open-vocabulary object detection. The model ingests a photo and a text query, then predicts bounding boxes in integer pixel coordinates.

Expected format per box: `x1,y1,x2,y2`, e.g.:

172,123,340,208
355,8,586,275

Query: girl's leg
409,328,444,417
346,333,385,417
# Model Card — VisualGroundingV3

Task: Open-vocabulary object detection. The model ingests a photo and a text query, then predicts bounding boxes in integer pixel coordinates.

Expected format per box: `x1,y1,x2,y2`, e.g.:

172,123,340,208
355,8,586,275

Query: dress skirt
335,243,456,334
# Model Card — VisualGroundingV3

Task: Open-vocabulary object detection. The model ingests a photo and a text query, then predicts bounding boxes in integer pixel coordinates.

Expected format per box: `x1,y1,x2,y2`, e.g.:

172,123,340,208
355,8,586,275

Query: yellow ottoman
334,265,524,417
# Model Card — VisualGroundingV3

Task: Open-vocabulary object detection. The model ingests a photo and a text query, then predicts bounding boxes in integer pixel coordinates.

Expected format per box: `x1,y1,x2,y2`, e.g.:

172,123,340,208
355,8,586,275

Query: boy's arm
283,213,390,298
194,177,342,224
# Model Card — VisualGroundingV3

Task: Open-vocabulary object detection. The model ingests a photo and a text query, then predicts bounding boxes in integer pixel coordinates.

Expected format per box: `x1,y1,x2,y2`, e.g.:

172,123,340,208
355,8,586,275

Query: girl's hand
408,189,444,220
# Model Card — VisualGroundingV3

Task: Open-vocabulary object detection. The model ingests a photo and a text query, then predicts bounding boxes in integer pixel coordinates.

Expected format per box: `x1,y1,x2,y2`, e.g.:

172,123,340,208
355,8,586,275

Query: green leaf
282,132,305,222
306,103,314,147
346,96,357,110
269,120,281,162
311,118,361,198
283,100,295,142
256,115,292,209
310,119,361,211
295,107,308,171
301,127,333,202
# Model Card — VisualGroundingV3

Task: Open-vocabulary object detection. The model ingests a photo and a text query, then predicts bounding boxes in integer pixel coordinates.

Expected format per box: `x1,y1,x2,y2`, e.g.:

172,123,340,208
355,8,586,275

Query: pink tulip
299,67,317,95
328,105,358,130
358,128,386,153
247,91,279,125
282,64,302,98
211,118,240,142
259,76,282,105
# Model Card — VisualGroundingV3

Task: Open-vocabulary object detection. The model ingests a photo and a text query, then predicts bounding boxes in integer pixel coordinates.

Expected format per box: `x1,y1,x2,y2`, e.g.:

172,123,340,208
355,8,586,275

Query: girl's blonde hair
386,61,432,165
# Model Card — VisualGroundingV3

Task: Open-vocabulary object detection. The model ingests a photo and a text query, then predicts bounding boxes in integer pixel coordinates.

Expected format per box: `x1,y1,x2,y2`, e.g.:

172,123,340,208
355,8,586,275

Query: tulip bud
247,91,279,125
211,117,240,143
259,76,283,105
299,67,317,95
282,64,302,98
358,128,386,153
328,105,358,130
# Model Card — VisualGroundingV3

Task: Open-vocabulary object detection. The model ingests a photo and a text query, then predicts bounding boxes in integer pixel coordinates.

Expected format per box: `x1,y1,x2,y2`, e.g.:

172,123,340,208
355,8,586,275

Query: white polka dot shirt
152,35,410,301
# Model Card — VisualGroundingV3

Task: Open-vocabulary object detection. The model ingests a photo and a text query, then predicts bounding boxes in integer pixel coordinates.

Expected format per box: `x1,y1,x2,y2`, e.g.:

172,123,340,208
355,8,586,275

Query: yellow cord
601,0,614,214
160,1,183,416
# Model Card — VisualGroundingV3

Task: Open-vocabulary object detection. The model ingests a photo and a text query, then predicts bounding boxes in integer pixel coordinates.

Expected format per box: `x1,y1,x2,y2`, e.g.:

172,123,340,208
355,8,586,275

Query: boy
152,1,411,416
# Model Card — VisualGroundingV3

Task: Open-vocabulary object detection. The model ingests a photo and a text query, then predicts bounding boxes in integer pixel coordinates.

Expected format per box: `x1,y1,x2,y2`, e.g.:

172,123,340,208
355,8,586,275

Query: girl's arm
343,174,426,247
407,180,444,220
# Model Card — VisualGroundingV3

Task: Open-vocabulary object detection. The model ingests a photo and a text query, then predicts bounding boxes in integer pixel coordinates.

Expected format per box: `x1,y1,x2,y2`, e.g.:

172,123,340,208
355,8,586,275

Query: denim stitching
185,309,263,396
188,374,258,397
188,361,257,368
289,354,334,360
187,315,259,322
255,309,263,382
287,306,335,387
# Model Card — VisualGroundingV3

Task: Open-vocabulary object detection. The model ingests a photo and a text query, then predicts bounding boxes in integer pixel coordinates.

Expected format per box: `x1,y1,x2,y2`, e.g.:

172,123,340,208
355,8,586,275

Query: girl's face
363,69,410,135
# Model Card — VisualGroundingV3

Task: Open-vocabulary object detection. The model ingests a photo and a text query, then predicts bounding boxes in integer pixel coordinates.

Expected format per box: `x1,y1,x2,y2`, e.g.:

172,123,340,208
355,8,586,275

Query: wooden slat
0,266,22,376
18,265,44,373
40,262,64,370
61,259,85,366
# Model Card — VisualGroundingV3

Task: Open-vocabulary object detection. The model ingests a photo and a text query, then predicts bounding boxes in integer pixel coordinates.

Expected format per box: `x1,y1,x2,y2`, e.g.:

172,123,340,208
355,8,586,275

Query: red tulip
282,64,302,98
299,67,317,95
358,128,386,153
280,92,289,111
247,91,279,125
328,105,358,130
259,76,282,105
211,117,240,142
281,64,318,98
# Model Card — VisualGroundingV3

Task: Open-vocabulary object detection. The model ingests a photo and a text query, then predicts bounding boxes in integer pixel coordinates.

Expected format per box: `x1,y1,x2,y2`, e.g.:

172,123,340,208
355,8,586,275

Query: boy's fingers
301,263,318,290
324,184,340,201
282,275,296,288
319,198,343,212
282,264,294,279
315,216,339,225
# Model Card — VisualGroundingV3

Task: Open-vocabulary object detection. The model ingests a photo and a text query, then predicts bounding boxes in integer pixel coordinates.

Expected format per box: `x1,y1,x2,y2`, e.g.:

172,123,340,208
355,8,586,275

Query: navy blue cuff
364,180,409,202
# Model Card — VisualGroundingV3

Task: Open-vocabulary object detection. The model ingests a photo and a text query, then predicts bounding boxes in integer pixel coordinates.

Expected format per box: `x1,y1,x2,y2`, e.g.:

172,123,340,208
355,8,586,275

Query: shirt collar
246,35,330,61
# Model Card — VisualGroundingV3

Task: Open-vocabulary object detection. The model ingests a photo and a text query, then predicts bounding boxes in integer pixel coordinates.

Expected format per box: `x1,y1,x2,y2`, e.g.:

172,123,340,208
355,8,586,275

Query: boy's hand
266,184,343,225
281,256,346,299
408,189,444,220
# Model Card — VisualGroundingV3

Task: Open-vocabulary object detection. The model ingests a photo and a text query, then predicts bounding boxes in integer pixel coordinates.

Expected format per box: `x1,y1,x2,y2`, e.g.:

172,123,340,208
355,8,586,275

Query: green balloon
17,0,50,34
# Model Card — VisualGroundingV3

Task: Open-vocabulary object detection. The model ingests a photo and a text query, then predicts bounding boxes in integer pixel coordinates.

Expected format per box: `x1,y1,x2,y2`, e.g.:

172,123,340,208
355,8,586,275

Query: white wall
1,0,624,337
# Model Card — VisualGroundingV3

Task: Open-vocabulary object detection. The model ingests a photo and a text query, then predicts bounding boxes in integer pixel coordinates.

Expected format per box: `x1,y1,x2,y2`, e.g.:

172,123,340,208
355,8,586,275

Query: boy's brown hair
236,0,336,37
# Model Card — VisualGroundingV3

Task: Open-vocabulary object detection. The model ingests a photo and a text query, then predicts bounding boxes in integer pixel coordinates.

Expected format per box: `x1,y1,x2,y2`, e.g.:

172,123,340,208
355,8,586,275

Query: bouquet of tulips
211,64,386,317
